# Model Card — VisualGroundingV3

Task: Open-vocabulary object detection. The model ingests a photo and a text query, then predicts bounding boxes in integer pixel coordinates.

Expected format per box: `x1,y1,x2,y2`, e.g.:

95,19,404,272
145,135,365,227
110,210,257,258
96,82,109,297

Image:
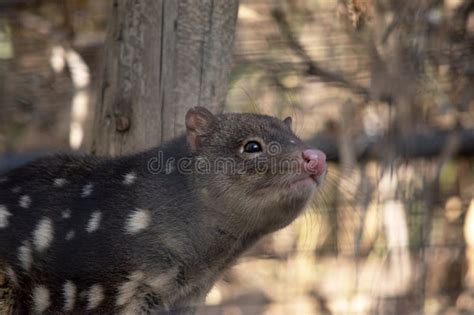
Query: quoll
0,107,327,314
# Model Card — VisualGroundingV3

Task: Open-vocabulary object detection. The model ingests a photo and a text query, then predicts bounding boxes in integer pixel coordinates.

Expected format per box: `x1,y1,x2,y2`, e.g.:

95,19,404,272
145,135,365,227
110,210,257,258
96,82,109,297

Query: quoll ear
185,107,216,151
283,116,293,129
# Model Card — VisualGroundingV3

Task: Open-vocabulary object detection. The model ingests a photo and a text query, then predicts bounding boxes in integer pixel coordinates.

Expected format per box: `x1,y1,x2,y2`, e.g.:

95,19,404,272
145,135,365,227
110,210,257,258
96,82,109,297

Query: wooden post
91,0,239,156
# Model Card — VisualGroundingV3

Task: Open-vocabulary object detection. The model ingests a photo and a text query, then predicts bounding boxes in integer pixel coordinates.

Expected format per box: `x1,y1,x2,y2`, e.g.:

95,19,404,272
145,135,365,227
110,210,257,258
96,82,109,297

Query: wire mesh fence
1,0,474,314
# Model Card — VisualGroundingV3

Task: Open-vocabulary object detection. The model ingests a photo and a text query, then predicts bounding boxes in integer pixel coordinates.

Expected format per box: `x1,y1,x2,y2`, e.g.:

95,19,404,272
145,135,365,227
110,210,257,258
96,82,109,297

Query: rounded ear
283,116,292,129
185,107,216,151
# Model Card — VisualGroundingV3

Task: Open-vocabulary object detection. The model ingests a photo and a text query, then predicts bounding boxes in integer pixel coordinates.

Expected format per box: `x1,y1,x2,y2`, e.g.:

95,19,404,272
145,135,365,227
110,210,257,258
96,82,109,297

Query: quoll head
185,107,327,234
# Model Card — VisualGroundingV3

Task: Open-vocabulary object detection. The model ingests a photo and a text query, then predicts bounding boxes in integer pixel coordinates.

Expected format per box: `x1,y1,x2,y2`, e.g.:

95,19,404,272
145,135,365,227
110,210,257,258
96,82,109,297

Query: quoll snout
302,149,327,177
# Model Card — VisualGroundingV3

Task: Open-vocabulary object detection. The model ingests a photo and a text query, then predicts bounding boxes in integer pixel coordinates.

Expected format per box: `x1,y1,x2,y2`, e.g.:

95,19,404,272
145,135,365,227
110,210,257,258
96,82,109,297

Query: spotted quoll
0,107,327,314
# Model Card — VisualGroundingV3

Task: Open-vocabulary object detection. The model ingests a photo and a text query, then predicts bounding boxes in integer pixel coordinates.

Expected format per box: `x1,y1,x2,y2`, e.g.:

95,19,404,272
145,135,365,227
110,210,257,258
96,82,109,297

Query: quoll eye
243,141,263,153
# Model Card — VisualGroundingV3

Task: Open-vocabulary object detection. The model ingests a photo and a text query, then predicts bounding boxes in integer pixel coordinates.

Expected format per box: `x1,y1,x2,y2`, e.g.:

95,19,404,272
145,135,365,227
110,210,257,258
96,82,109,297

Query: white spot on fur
123,172,137,185
33,217,54,252
19,195,31,208
0,205,12,228
145,267,179,292
18,241,32,271
54,178,68,187
5,266,18,286
62,209,71,219
86,211,102,233
65,230,75,240
32,285,51,313
86,284,104,310
116,271,145,306
116,269,178,313
11,186,21,194
81,183,94,197
125,209,151,234
63,281,77,311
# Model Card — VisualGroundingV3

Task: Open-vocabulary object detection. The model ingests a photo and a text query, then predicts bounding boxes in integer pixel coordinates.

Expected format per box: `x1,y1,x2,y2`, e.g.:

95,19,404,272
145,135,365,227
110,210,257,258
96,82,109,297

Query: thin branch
307,128,474,162
271,8,370,98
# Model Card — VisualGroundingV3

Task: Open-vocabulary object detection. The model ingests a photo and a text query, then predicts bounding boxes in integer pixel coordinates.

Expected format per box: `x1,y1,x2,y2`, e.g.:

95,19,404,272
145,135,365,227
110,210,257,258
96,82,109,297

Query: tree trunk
90,0,239,156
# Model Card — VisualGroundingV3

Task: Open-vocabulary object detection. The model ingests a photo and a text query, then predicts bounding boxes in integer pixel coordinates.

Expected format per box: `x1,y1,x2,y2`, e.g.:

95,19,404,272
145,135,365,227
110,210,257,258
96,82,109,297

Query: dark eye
243,141,262,153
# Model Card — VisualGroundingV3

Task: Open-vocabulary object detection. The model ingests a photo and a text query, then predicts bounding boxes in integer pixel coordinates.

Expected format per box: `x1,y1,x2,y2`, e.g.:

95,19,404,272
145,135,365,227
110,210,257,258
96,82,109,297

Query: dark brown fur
0,108,325,314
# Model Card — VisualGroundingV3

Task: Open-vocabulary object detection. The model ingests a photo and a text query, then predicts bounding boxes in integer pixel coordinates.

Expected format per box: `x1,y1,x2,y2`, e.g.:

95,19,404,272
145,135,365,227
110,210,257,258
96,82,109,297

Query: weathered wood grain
91,0,239,156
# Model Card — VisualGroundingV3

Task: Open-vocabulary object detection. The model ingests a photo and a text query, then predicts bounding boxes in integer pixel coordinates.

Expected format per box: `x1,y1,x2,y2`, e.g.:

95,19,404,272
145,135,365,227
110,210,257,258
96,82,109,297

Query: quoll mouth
289,175,317,189
288,173,325,190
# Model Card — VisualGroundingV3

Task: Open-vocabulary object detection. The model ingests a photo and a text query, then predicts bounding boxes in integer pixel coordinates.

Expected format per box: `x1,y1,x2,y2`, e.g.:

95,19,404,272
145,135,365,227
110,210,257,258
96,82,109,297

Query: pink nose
303,149,327,176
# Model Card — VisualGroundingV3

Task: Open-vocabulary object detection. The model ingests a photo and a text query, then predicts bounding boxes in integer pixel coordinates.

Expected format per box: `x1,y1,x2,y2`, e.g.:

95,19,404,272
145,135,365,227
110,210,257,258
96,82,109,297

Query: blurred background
1,0,474,314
